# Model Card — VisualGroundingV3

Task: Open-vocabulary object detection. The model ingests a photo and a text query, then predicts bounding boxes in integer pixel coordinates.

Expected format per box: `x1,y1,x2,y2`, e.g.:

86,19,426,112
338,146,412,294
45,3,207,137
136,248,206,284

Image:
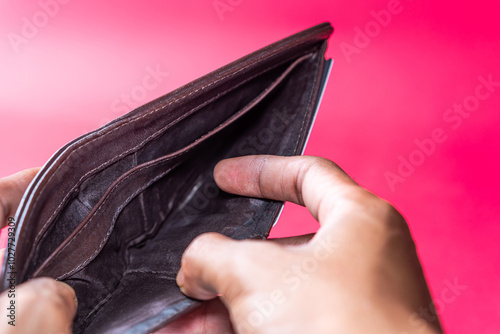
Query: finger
214,155,374,225
177,232,284,304
0,277,77,333
214,155,405,253
0,167,40,227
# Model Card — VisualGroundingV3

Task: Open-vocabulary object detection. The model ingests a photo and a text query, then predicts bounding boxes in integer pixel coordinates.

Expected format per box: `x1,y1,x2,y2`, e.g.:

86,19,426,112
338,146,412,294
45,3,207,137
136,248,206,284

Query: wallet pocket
27,52,314,277
32,53,313,280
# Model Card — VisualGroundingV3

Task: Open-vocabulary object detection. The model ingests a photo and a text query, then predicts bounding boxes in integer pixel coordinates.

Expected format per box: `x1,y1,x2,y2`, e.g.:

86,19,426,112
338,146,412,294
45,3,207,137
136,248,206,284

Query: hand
168,155,442,333
0,168,40,227
0,168,78,334
156,235,316,334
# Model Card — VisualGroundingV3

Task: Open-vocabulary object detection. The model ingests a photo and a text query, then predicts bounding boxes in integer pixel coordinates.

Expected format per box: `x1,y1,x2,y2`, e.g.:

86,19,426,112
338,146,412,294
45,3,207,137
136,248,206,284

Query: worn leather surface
1,23,333,333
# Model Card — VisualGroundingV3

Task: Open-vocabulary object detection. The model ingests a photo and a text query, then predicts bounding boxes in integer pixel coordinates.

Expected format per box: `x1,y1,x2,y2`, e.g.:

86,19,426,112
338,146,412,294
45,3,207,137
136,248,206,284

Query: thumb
177,232,282,305
0,167,40,227
0,277,77,333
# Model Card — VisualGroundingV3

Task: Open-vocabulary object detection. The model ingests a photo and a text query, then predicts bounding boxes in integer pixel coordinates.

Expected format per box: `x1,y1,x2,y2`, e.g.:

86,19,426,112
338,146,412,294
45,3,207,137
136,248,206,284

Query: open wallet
1,22,333,333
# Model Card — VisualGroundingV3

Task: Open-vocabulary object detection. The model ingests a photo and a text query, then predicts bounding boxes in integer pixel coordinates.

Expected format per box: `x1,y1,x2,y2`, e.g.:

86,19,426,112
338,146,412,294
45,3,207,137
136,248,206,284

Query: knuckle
365,196,407,227
184,233,223,260
381,202,411,236
338,186,374,209
190,232,223,249
301,156,345,175
181,232,229,280
300,155,331,166
380,200,405,222
296,156,338,179
339,188,409,230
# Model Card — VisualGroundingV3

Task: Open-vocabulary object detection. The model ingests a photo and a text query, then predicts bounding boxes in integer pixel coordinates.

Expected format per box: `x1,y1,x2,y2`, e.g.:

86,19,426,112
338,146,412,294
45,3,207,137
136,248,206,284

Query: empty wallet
1,22,333,333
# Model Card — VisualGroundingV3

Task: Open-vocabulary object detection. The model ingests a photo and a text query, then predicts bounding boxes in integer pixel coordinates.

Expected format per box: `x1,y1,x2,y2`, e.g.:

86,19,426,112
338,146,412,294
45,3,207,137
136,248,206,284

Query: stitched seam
83,291,114,323
50,156,184,279
44,53,299,277
39,51,321,279
125,269,176,278
34,76,235,243
29,54,296,269
294,51,321,154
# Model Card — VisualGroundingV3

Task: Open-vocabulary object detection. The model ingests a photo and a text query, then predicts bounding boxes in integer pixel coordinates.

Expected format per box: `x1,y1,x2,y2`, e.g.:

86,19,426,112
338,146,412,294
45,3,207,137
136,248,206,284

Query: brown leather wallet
1,22,333,333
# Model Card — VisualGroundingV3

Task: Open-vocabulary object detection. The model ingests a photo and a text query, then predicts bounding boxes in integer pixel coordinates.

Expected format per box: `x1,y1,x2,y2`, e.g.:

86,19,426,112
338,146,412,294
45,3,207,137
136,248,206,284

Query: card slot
26,53,310,276
33,153,185,279
28,53,311,276
32,53,312,280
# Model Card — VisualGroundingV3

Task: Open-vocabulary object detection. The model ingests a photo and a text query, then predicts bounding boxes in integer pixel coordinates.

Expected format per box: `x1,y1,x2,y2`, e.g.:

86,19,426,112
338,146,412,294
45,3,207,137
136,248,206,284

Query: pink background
1,1,498,332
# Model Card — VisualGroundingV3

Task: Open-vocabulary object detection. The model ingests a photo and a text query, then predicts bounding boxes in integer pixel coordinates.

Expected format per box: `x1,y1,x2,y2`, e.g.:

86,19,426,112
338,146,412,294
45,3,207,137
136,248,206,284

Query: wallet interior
3,23,332,333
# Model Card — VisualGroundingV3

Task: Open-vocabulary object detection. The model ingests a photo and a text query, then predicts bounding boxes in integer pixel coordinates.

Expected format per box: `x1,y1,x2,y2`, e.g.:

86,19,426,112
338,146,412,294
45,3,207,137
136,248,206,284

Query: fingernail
57,281,78,307
176,269,185,288
56,281,74,293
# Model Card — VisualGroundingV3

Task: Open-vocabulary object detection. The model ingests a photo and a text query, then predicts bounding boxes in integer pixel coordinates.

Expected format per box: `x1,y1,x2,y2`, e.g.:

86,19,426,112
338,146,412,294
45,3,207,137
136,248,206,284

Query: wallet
1,22,333,333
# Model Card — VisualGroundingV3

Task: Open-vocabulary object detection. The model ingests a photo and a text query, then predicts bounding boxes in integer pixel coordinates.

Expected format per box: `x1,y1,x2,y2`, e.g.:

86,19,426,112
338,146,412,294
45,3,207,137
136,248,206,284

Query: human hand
156,235,315,334
168,155,442,334
0,167,40,265
0,168,78,334
0,168,40,227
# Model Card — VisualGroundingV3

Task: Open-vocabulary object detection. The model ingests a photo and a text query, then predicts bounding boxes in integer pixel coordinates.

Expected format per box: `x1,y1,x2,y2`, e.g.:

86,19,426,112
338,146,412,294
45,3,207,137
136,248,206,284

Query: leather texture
1,22,333,333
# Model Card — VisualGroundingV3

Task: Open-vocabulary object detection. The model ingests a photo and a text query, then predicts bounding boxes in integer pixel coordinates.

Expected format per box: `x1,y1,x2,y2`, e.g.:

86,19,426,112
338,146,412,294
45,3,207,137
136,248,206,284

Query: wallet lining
24,53,308,277
26,52,313,277
32,53,313,279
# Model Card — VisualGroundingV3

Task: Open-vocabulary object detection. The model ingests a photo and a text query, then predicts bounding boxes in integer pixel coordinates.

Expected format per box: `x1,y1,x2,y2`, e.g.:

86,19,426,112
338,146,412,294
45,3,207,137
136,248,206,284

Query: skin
0,156,442,333
0,167,78,334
